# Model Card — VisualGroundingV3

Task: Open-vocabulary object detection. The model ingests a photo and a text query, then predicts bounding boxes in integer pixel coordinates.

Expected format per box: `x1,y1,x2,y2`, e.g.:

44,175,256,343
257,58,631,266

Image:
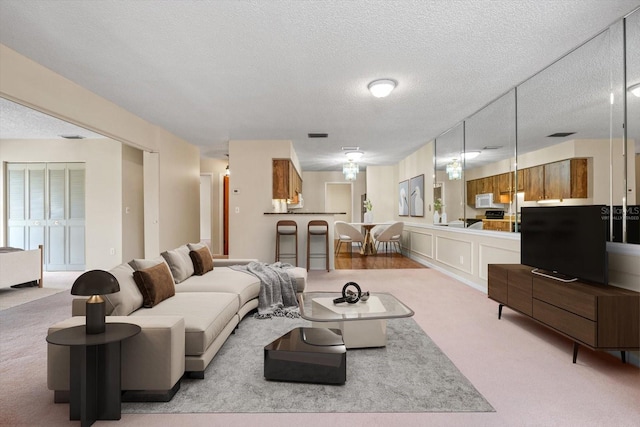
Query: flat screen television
520,205,608,285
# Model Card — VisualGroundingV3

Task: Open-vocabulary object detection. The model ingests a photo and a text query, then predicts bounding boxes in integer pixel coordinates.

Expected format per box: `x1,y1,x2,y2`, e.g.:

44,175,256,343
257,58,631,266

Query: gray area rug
123,316,494,413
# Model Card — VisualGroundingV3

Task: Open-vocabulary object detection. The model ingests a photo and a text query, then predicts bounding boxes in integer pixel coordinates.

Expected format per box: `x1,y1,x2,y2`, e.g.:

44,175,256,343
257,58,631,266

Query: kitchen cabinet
516,169,525,192
482,219,514,232
466,180,477,206
524,165,545,201
273,159,302,202
524,158,587,201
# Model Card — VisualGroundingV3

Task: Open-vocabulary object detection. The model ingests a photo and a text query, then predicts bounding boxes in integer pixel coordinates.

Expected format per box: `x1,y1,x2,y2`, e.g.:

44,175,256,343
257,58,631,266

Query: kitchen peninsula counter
264,212,343,270
264,212,346,215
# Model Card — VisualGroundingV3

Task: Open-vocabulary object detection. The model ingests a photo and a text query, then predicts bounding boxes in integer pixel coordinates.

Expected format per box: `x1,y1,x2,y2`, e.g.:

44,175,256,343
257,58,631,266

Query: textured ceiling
0,98,106,139
0,0,639,171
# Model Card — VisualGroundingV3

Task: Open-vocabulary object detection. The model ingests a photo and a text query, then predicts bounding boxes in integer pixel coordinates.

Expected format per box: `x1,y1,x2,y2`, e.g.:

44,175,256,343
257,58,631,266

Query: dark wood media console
488,264,639,363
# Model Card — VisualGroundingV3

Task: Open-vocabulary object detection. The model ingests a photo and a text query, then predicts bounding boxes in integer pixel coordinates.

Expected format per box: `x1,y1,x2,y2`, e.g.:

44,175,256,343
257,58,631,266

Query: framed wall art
409,174,425,217
398,180,409,216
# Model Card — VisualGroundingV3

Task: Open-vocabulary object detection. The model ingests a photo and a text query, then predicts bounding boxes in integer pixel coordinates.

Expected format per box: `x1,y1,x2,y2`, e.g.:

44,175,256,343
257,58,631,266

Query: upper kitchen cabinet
523,158,588,201
273,159,302,202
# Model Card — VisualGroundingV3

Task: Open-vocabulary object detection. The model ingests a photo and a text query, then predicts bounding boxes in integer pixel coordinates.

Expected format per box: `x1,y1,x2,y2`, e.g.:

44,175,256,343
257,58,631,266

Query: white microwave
475,193,504,209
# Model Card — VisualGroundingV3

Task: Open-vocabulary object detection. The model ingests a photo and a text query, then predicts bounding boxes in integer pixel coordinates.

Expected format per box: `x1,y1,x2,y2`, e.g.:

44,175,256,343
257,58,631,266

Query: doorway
200,174,212,249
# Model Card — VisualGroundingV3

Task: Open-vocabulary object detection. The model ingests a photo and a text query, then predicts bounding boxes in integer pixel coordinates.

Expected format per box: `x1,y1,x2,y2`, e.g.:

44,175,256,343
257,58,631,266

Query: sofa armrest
213,258,258,267
48,315,185,392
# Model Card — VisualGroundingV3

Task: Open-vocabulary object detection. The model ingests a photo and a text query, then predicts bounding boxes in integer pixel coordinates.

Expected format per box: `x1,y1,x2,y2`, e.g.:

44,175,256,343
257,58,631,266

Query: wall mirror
434,123,464,226
516,25,628,241
463,90,517,232
625,9,640,243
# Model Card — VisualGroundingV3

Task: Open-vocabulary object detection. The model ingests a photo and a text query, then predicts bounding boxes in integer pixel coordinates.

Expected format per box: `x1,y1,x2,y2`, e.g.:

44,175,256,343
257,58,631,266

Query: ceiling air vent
308,133,328,138
547,132,575,138
482,146,502,150
60,134,86,139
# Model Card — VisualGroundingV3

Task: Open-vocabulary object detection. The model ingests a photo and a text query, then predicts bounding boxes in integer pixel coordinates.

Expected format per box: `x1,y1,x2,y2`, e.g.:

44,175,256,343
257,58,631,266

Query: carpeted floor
123,315,494,414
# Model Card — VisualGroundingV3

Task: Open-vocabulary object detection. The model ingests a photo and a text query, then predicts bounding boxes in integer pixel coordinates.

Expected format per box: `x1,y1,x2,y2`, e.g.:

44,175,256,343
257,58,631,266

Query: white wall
121,144,144,261
228,140,293,260
0,138,122,269
302,171,366,222
0,44,200,255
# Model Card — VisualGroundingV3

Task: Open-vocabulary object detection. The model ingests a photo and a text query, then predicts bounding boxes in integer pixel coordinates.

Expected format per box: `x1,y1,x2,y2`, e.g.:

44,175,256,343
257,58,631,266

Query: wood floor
334,242,426,270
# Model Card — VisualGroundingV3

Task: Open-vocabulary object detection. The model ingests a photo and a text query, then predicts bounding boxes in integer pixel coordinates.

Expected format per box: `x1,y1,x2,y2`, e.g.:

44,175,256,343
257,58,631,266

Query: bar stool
275,220,298,265
307,220,329,272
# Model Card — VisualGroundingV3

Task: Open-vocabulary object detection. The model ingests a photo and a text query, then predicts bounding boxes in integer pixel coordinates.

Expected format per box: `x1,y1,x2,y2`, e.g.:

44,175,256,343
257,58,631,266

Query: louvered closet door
6,163,46,250
66,164,86,270
45,163,85,271
6,162,85,271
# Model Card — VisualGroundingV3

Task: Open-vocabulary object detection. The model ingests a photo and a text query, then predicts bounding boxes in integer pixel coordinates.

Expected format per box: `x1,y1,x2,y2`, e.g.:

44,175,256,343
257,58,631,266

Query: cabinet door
524,166,544,201
544,160,571,199
507,268,533,316
498,173,510,193
516,169,525,192
492,175,500,200
570,158,588,198
488,265,508,304
466,180,477,206
272,160,289,199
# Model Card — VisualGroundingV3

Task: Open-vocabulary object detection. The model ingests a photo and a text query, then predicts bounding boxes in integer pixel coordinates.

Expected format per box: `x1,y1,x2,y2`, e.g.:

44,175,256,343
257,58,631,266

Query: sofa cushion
103,263,143,315
189,246,214,276
161,245,195,283
133,262,176,308
130,292,239,356
175,267,260,307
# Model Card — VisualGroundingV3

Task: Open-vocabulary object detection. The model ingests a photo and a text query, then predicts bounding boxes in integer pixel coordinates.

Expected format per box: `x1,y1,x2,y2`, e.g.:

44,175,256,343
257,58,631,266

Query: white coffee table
298,292,414,348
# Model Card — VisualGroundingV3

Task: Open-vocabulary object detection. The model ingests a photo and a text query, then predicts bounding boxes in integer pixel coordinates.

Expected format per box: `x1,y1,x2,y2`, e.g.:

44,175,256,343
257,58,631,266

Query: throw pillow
161,245,194,283
189,246,214,275
187,242,206,251
133,262,176,308
103,263,144,315
129,256,168,272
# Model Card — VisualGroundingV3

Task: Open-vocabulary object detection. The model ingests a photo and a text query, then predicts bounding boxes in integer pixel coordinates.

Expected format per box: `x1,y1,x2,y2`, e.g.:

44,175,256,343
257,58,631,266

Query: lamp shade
71,270,120,296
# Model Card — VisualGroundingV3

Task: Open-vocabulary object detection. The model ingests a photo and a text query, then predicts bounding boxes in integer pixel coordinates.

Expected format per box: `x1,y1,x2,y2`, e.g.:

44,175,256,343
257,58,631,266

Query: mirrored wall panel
434,123,464,226
463,90,516,232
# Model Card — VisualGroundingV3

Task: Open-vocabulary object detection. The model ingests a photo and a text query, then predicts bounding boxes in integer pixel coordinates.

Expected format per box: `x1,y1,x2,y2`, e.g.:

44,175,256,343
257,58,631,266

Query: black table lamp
71,270,120,334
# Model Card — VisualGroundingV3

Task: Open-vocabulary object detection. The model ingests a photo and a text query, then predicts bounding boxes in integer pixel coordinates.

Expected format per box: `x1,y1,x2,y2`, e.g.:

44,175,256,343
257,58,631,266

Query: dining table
349,222,385,256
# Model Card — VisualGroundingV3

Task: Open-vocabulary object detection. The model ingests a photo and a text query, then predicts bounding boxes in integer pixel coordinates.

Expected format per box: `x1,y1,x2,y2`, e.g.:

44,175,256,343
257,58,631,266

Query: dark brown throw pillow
133,262,176,307
189,247,214,275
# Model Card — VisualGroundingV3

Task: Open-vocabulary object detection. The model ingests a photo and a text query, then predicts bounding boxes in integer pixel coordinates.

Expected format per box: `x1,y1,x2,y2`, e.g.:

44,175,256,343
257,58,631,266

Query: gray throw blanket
230,261,300,319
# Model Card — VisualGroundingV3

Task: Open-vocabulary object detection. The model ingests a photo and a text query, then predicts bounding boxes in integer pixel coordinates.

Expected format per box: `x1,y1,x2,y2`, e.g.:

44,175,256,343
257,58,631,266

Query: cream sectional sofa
47,245,307,402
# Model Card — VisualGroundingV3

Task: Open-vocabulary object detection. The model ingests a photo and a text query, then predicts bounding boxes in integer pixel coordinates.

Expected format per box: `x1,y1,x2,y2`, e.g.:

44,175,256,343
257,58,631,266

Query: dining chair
334,221,365,257
374,221,404,254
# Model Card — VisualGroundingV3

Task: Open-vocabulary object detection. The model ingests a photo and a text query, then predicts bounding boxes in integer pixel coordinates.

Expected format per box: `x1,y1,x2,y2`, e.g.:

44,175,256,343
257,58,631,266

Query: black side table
47,323,141,427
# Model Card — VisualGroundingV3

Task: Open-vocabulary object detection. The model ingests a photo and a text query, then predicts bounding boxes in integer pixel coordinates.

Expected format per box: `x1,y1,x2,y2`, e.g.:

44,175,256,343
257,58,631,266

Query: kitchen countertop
264,212,346,215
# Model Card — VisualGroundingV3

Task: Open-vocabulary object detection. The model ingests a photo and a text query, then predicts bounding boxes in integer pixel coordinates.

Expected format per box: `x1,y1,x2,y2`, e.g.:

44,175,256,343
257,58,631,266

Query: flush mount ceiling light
629,83,640,97
368,79,397,98
345,150,364,162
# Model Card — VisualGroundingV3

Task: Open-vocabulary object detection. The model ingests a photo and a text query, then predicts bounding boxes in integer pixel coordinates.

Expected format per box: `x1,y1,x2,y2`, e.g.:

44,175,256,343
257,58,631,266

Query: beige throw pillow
133,262,176,308
161,245,194,283
103,263,143,315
